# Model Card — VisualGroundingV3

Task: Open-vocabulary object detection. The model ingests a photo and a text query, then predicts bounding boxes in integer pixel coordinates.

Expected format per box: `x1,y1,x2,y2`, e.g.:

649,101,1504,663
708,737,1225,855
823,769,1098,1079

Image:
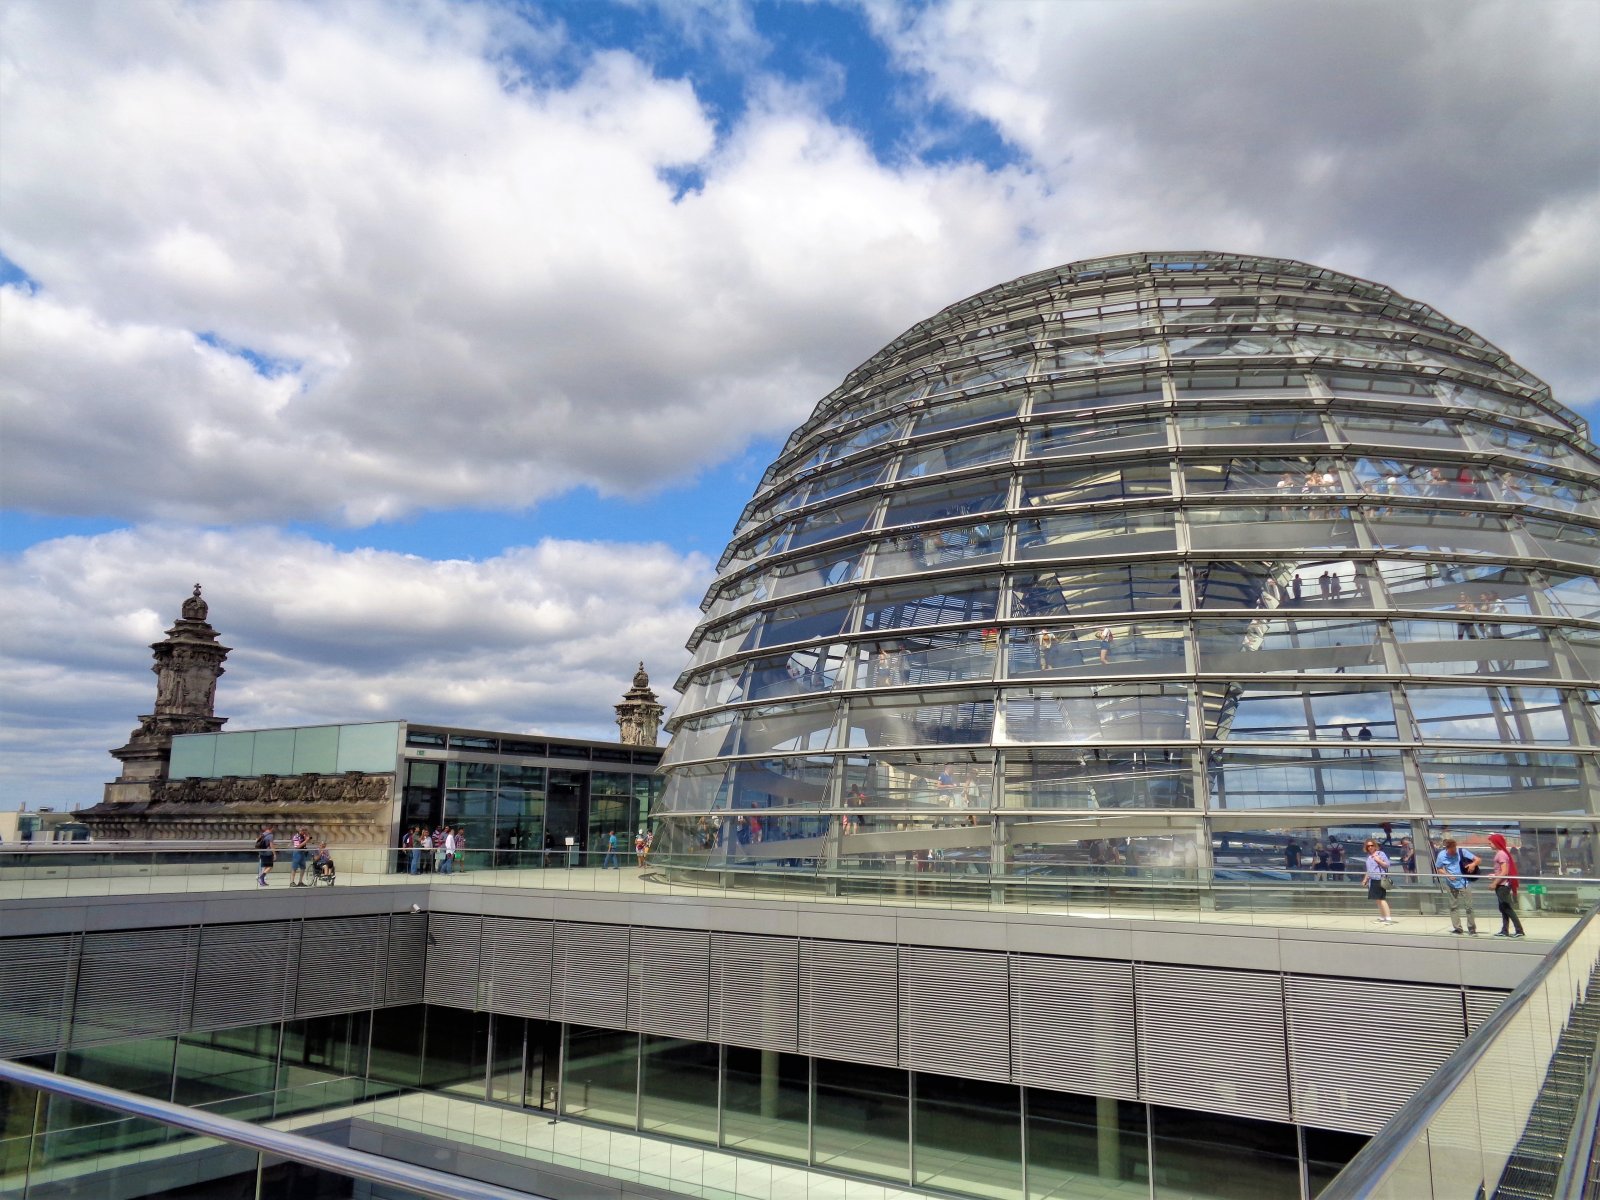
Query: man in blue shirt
1434,837,1479,935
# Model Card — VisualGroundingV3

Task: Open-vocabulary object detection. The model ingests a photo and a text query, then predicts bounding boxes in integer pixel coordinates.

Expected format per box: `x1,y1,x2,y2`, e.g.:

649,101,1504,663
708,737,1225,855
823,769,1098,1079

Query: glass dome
654,252,1600,883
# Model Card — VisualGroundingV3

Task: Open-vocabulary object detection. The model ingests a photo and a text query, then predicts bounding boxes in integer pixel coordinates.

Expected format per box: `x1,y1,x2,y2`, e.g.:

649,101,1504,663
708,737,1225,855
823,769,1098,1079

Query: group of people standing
1361,832,1526,936
403,825,467,875
252,824,332,887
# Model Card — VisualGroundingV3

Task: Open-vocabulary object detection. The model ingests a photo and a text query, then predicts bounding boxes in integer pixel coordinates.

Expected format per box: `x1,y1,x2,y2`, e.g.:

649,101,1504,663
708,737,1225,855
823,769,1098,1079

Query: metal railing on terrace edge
2,843,1596,938
0,1058,536,1200
1321,900,1600,1200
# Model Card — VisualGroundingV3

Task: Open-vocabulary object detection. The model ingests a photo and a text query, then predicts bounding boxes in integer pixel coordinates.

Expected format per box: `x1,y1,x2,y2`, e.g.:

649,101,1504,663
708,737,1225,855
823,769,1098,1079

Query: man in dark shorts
255,825,276,887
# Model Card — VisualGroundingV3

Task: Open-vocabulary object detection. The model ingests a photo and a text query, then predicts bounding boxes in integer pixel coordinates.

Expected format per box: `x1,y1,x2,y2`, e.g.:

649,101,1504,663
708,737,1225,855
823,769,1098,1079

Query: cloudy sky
2,0,1596,811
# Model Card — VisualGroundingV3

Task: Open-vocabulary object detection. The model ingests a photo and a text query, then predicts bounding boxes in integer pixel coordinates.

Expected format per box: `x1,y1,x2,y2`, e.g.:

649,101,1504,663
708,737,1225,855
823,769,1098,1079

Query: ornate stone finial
182,583,208,622
616,661,665,747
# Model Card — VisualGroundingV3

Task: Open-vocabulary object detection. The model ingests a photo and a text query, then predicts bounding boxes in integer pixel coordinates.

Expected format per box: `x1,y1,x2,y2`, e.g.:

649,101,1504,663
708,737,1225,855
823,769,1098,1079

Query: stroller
308,846,336,886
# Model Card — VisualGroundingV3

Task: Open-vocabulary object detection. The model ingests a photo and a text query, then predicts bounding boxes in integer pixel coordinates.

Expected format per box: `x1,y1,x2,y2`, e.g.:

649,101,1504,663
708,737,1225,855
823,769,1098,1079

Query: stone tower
615,662,665,747
100,584,231,809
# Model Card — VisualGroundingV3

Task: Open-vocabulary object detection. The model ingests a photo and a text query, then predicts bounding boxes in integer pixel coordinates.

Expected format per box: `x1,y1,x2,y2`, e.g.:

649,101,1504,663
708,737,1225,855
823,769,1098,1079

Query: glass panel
250,729,296,775
494,768,544,861
167,734,217,779
561,1025,638,1128
1407,685,1571,744
855,629,1000,689
421,1009,489,1099
1191,559,1369,611
367,1004,425,1091
842,750,996,820
1366,509,1520,558
1010,566,1184,616
846,691,995,748
1031,375,1165,417
1003,750,1193,811
1187,507,1360,554
1378,560,1543,618
1392,619,1558,677
860,575,1001,631
1210,683,1397,742
868,520,1005,577
639,1036,718,1144
1183,456,1338,497
1020,463,1172,508
445,761,497,789
1176,406,1324,446
175,1023,280,1121
898,428,1018,479
882,475,1008,530
1150,1106,1299,1200
334,721,400,773
730,700,842,756
721,1047,809,1162
1194,617,1383,676
1001,684,1190,744
1305,1127,1370,1197
785,495,879,552
276,1011,369,1116
1026,413,1166,461
213,732,255,777
1016,508,1178,560
489,1015,525,1106
754,593,856,649
1005,620,1188,679
1207,750,1407,811
1170,368,1309,398
812,1059,908,1182
1026,1089,1148,1200
914,1074,1021,1199
291,726,339,774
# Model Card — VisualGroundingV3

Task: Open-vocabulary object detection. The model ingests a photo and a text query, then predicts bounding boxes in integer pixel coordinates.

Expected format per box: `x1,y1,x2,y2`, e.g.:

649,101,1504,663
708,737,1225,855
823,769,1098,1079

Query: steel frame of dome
654,252,1600,882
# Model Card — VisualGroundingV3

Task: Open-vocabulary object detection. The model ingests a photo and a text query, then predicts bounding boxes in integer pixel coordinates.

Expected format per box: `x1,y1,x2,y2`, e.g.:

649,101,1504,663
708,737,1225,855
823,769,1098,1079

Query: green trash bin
1527,882,1547,911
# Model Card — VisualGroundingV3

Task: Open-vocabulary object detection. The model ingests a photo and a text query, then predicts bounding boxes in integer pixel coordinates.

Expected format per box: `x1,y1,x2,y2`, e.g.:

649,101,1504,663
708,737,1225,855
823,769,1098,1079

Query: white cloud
0,0,1043,525
870,0,1600,404
0,526,709,809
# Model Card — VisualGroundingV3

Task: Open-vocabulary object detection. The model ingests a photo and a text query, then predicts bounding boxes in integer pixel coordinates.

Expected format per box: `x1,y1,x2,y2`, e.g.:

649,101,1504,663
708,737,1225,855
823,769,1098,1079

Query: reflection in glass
722,1047,809,1161
1150,1105,1299,1200
812,1059,908,1181
640,1036,719,1144
561,1025,638,1128
914,1074,1021,1198
1026,1089,1148,1200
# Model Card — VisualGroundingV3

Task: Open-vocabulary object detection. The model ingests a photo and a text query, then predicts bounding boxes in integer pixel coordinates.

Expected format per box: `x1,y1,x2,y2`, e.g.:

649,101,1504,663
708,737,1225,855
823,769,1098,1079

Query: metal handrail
0,1058,542,1200
1320,900,1600,1199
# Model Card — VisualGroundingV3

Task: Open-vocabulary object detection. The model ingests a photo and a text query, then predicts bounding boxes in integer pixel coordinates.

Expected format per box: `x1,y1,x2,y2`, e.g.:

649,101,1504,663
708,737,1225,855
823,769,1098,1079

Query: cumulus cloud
870,0,1600,404
0,0,1042,525
0,526,709,809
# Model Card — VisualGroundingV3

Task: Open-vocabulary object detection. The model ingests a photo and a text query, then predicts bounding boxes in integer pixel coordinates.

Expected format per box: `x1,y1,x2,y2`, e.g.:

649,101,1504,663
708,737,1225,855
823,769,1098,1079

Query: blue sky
2,0,1596,810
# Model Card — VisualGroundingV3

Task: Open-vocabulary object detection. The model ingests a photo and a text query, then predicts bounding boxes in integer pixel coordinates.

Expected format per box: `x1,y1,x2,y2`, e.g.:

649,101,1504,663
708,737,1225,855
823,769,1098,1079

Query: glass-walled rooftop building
655,252,1600,876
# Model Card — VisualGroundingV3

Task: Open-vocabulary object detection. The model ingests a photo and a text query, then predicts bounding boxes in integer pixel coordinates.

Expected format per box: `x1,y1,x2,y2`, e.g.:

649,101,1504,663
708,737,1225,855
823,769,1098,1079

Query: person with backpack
1487,833,1526,938
254,825,275,888
1363,838,1395,924
1433,837,1479,935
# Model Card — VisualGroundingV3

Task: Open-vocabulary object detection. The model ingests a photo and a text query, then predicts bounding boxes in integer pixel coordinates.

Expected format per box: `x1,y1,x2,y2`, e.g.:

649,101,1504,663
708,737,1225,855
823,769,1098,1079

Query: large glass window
812,1059,908,1182
276,1012,369,1116
847,691,995,748
856,628,999,689
1206,749,1406,811
1026,413,1166,461
1004,749,1193,811
882,476,1009,530
1211,683,1396,743
175,1023,279,1121
1305,1127,1370,1197
1195,617,1383,676
841,750,995,819
721,1047,809,1162
1020,463,1171,508
367,1004,425,1091
1010,566,1184,616
859,575,1001,632
868,521,1005,577
1150,1106,1299,1200
1006,620,1187,679
1031,375,1165,417
561,1025,638,1128
1015,508,1178,560
1001,684,1190,745
898,428,1018,478
1026,1090,1148,1200
1406,685,1571,744
421,1009,488,1099
494,763,544,862
1176,406,1324,446
639,1036,719,1144
914,1074,1020,1199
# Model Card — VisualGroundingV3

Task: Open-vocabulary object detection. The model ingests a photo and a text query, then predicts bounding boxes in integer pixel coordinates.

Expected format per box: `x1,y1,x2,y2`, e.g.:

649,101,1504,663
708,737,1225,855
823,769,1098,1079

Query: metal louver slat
480,917,553,1018
73,928,198,1045
1285,975,1466,1135
710,932,798,1052
0,934,78,1057
1010,954,1137,1099
899,945,1010,1081
799,939,897,1066
1465,988,1510,1033
385,913,428,1005
629,927,710,1039
295,916,387,1018
1136,962,1291,1122
192,922,299,1032
552,921,630,1029
424,914,483,1009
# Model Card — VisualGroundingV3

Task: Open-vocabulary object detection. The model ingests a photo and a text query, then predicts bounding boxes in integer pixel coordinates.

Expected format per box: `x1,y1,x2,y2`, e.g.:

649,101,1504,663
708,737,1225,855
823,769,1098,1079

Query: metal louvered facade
423,913,483,1009
651,251,1599,890
479,916,552,1018
0,934,77,1057
293,915,388,1018
551,920,630,1028
72,927,197,1045
709,931,798,1051
798,938,899,1066
191,922,299,1032
1009,953,1138,1099
628,927,710,1039
898,945,1010,1081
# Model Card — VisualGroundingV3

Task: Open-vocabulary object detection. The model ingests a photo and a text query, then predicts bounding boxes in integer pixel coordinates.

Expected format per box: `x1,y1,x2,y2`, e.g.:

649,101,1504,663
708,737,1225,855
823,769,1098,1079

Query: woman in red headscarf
1487,833,1525,938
